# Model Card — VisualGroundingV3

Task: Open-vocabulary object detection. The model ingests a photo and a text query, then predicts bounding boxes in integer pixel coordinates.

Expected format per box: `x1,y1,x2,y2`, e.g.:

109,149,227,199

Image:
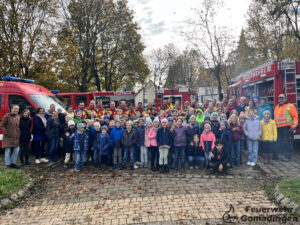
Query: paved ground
1,150,300,225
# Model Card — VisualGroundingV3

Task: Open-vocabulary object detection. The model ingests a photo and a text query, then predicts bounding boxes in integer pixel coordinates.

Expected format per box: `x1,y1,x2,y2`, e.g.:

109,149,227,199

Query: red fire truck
228,58,300,138
155,87,198,108
56,91,135,109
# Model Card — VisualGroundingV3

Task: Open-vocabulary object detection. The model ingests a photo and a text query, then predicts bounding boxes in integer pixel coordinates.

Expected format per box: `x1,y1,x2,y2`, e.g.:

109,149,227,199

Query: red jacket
200,131,216,151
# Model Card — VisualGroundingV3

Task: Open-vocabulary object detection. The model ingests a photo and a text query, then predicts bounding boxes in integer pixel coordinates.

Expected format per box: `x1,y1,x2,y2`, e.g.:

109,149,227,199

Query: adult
160,100,169,111
245,99,257,116
86,100,96,118
226,99,237,117
66,105,75,120
274,94,298,162
136,102,144,114
32,107,49,164
222,96,229,107
202,99,209,111
212,99,217,111
19,109,32,166
45,104,56,120
76,102,88,119
119,100,129,116
146,102,154,115
253,96,260,108
1,105,20,168
236,97,247,115
167,97,174,109
96,100,106,117
107,101,117,119
173,101,182,114
257,97,273,121
191,100,198,109
47,111,60,163
184,101,190,110
204,102,215,117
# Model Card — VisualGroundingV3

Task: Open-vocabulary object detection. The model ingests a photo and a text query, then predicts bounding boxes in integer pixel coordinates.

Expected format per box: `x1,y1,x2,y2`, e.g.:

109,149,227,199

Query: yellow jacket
260,120,277,141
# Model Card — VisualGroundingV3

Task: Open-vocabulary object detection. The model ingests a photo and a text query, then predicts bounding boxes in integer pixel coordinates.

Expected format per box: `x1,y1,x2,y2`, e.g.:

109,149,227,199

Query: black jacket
187,144,204,157
211,147,229,165
46,119,60,139
63,127,75,153
32,116,46,136
19,117,32,143
122,129,137,147
156,128,172,147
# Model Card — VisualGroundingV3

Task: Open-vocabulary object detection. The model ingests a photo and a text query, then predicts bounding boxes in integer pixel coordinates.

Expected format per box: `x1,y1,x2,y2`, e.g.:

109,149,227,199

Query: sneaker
134,164,138,169
113,164,117,169
11,164,20,169
35,159,41,164
195,166,199,169
246,162,251,166
251,162,256,166
25,161,30,165
74,169,80,172
40,158,49,163
189,166,194,170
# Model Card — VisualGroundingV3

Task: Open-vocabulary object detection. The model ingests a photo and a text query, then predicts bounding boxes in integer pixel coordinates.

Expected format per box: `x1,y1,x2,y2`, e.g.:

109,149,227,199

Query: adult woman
47,111,60,163
19,109,32,166
32,107,49,164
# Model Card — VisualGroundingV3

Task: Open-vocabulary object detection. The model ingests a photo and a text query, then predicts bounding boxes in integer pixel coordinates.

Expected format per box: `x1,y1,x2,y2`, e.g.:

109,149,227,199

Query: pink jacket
200,131,216,151
148,127,158,147
145,127,151,147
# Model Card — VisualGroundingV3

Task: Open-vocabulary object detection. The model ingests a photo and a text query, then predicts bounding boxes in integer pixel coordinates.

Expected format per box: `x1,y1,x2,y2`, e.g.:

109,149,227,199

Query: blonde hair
126,120,133,126
94,122,100,128
228,114,240,126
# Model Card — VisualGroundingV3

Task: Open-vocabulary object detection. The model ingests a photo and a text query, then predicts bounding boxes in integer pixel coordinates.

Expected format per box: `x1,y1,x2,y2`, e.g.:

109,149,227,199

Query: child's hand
219,164,223,172
210,152,214,158
170,127,174,132
65,132,70,137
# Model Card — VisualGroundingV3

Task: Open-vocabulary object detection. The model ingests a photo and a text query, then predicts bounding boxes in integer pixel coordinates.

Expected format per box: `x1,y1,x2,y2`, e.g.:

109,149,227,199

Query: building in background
198,85,223,103
135,81,156,107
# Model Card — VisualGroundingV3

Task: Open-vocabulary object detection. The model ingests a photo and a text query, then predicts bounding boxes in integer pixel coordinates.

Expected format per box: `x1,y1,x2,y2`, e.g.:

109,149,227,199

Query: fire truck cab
228,59,300,138
155,87,198,108
56,91,135,109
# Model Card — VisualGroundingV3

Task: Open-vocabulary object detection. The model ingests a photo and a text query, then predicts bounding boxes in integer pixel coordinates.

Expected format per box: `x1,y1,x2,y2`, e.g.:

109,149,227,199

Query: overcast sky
128,0,252,53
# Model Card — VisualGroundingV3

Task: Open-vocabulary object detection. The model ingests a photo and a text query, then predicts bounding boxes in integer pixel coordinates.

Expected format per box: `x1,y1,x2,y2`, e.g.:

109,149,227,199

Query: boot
263,154,268,164
165,165,169,173
159,165,163,173
268,154,272,164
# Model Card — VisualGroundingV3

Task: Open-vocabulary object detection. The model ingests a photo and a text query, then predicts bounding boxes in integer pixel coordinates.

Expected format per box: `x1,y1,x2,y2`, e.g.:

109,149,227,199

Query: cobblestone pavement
1,162,291,225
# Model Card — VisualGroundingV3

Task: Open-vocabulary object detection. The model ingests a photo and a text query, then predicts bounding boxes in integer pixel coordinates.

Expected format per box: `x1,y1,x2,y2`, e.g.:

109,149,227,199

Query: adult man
202,99,209,111
204,102,215,117
237,97,247,115
107,101,117,119
119,101,129,116
86,100,97,118
75,102,88,119
136,102,144,114
160,100,169,111
96,100,106,117
146,102,154,115
1,105,20,168
173,101,182,114
167,98,174,109
274,94,298,162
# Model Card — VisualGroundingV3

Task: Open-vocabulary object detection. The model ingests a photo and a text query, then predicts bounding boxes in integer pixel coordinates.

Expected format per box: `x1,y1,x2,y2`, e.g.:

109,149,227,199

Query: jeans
247,139,259,164
93,148,100,167
169,147,175,168
140,146,148,166
149,146,158,168
75,150,85,170
123,146,135,165
188,156,205,167
204,151,211,167
231,141,241,165
159,147,169,165
175,146,185,169
5,147,19,166
113,147,122,164
19,141,30,163
48,137,59,162
34,140,45,159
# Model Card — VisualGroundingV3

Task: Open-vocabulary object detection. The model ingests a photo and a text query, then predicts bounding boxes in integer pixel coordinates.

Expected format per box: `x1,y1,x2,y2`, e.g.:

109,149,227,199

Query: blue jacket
136,126,145,147
257,101,273,121
237,104,247,115
157,128,172,147
172,126,188,147
32,116,46,137
187,123,200,144
216,128,232,151
97,133,110,155
110,127,124,147
69,131,89,151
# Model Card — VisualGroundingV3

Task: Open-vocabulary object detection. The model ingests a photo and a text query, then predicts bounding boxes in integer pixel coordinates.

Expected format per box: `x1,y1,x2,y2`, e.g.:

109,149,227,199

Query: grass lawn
279,177,300,206
0,168,29,199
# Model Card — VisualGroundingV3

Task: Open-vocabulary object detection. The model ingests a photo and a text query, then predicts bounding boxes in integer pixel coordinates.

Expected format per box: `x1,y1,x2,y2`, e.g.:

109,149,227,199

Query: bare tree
185,0,235,101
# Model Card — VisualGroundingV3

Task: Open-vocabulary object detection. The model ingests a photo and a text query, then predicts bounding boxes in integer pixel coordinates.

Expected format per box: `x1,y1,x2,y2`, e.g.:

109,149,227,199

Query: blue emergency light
51,90,60,94
2,76,34,84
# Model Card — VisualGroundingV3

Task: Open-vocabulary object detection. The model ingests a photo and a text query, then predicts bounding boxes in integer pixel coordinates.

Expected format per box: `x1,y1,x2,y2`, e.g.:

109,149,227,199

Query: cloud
147,21,167,35
138,17,153,24
137,0,152,5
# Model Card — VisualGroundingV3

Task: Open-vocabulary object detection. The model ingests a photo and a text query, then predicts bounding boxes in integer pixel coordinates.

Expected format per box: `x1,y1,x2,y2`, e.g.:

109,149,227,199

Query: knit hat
77,123,84,130
161,118,168,123
220,120,228,128
115,120,121,124
167,117,174,122
210,112,219,120
138,118,145,122
204,116,211,121
145,117,153,125
101,125,108,131
153,117,160,124
68,120,75,127
104,115,110,119
190,115,196,120
253,96,259,101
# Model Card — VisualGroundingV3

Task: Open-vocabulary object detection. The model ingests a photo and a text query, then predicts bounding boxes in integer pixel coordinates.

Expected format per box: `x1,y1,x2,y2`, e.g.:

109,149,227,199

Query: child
110,120,124,169
243,109,261,166
97,126,110,170
187,115,200,145
220,113,227,121
145,117,153,168
260,110,277,164
156,118,172,173
200,124,216,169
67,123,89,172
148,117,160,171
74,110,84,124
210,112,220,136
122,120,137,170
229,114,243,166
64,120,76,167
187,134,205,169
137,118,147,167
215,120,232,153
92,122,101,168
239,114,247,163
107,120,115,166
210,139,229,175
173,117,188,172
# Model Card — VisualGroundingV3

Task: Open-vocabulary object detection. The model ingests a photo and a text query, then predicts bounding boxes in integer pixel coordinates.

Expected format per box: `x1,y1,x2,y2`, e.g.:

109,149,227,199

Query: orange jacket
274,103,298,128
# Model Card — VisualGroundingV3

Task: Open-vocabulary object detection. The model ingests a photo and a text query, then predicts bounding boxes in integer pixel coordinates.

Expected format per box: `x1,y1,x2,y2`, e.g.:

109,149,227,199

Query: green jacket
196,109,204,123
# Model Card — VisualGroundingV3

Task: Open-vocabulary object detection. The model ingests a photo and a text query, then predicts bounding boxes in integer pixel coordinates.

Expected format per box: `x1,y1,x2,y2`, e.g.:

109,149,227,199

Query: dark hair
66,105,73,110
190,134,200,146
20,109,30,118
36,107,45,114
215,139,223,146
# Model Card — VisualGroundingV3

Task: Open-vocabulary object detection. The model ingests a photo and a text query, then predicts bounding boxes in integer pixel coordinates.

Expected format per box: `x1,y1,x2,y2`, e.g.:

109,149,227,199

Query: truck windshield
29,94,66,113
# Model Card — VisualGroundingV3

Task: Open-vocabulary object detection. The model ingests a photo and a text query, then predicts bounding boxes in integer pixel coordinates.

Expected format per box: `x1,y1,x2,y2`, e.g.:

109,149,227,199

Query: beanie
77,123,84,130
161,118,168,123
145,117,153,125
68,120,75,127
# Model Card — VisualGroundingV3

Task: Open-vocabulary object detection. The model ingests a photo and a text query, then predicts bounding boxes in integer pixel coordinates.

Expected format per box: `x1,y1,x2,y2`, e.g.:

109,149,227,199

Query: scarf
37,114,47,128
263,117,271,125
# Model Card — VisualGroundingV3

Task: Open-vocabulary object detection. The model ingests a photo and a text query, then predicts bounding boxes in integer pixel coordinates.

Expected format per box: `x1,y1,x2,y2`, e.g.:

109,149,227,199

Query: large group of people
1,94,298,175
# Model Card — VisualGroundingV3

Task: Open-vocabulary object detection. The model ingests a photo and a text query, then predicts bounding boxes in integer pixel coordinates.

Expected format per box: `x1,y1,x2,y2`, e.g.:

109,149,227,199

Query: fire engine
155,87,198,108
56,91,135,109
228,58,300,138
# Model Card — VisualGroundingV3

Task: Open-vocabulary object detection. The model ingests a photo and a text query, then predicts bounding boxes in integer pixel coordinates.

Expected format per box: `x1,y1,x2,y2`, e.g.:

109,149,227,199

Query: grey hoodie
242,116,261,140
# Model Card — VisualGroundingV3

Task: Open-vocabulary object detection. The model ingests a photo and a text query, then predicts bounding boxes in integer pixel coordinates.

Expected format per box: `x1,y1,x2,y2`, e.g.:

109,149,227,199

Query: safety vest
274,103,298,128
